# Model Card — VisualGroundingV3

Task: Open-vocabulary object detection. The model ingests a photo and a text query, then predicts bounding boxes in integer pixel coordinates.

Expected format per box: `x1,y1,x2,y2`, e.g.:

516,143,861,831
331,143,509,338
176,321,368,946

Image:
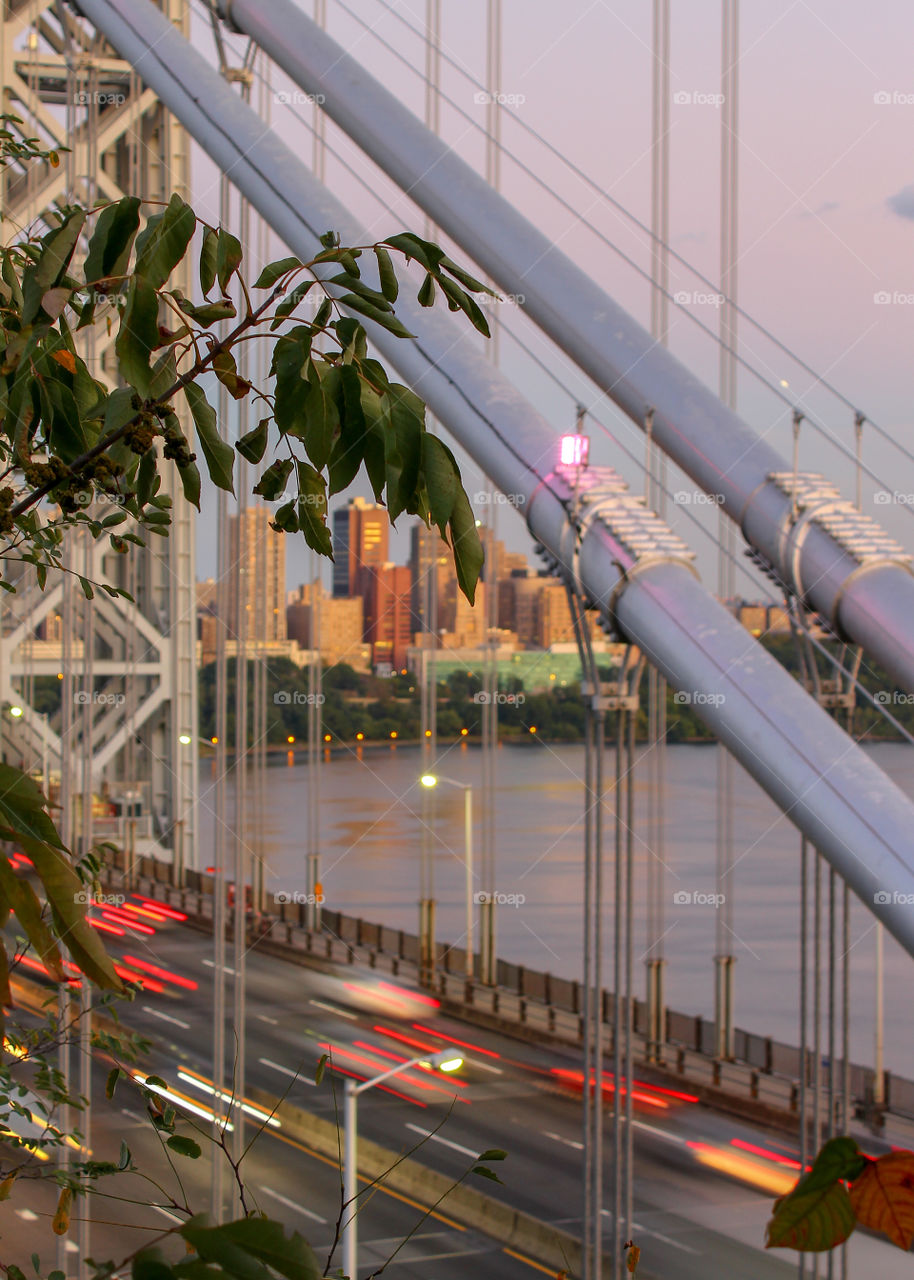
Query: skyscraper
226,505,286,643
331,498,389,599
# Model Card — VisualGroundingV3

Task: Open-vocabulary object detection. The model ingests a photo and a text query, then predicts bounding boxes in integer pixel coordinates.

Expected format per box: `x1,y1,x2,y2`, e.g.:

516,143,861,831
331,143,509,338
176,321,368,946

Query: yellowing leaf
52,1186,71,1235
850,1152,914,1250
626,1243,641,1273
49,349,76,373
0,1172,16,1200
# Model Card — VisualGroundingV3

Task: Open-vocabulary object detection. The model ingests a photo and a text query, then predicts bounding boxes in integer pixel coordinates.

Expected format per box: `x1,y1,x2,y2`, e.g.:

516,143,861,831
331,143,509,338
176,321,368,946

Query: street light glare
420,774,438,788
437,1056,463,1073
8,706,23,717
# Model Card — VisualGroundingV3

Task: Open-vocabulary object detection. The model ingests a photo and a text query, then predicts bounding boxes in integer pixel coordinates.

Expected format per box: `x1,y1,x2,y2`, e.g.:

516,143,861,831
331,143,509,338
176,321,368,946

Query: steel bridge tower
0,0,197,871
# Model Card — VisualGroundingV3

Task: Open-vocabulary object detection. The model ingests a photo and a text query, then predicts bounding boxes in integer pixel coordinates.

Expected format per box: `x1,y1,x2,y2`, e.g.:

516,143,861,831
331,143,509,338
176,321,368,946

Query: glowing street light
8,705,23,718
342,1049,463,1278
418,774,474,981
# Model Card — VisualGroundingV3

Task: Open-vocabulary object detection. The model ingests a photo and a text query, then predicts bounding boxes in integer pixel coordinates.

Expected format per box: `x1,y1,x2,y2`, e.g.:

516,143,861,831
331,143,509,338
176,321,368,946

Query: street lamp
342,1049,462,1279
420,773,474,979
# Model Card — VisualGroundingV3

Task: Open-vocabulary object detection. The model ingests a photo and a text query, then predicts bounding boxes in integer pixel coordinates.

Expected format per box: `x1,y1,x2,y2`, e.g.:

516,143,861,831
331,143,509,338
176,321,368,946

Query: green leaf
182,1215,322,1280
134,194,196,290
301,364,339,470
296,461,332,557
105,1068,122,1100
132,1253,174,1280
338,293,415,338
39,378,90,465
438,275,491,337
136,448,158,508
253,256,302,289
383,382,423,521
417,274,436,308
212,350,251,400
84,196,142,291
183,382,234,494
439,254,494,295
270,500,299,533
0,857,64,980
199,227,218,297
315,1053,328,1086
253,457,294,502
421,433,459,536
472,1165,503,1184
216,228,243,293
115,277,159,396
236,418,269,464
374,246,398,302
448,486,484,604
327,364,366,495
166,1134,202,1159
271,326,312,438
328,273,392,310
766,1180,856,1252
477,1149,507,1161
21,209,87,324
383,232,445,273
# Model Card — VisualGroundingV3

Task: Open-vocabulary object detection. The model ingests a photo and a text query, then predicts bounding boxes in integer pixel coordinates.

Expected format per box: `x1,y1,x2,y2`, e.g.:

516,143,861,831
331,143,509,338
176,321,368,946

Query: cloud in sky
887,185,914,220
799,200,840,219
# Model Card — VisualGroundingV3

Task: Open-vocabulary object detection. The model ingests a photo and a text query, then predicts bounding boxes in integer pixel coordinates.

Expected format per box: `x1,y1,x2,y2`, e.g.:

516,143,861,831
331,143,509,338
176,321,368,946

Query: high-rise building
226,505,287,643
408,522,456,637
331,498,389,599
286,582,369,670
366,563,413,670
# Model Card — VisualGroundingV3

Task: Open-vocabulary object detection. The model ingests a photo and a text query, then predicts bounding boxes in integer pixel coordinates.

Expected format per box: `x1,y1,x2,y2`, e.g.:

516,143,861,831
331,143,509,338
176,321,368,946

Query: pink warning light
559,434,589,467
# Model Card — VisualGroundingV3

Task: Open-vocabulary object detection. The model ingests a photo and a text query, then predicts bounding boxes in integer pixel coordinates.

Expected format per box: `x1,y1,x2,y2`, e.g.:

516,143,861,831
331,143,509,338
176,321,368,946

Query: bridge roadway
5,900,914,1280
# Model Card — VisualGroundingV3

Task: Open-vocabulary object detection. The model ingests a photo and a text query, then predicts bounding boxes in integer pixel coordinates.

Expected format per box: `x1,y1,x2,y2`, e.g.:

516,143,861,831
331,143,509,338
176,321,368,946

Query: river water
199,740,914,1077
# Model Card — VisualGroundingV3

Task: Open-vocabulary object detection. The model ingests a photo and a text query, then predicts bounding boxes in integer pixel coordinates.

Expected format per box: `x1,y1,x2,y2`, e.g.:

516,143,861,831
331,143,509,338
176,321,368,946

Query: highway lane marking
310,999,357,1020
260,1058,316,1085
503,1246,561,1275
601,1211,699,1254
271,1129,465,1229
152,1206,184,1224
632,1119,688,1146
120,1108,145,1123
142,1006,191,1030
15,1209,39,1221
202,959,237,975
542,1130,583,1151
256,1014,278,1025
261,1185,327,1224
466,1057,503,1075
405,1123,479,1159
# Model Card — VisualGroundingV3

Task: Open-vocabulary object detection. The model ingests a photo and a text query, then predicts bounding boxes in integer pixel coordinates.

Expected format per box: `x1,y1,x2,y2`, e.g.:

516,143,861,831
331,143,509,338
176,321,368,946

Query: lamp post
342,1048,462,1279
420,773,474,978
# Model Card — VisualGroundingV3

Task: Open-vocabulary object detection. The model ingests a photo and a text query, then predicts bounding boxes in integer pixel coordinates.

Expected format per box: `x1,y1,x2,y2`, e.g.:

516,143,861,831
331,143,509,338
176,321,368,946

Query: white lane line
261,1185,327,1224
202,959,237,975
142,1006,191,1030
120,1108,145,1123
542,1130,583,1150
601,1211,699,1254
405,1123,480,1159
15,1209,39,1221
153,1206,184,1224
310,999,357,1020
256,1014,278,1025
467,1058,503,1075
632,1120,688,1146
259,1058,316,1086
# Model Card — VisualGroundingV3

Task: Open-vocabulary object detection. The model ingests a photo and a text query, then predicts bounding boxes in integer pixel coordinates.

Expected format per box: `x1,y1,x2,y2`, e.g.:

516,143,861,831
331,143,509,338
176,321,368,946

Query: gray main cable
75,0,914,958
